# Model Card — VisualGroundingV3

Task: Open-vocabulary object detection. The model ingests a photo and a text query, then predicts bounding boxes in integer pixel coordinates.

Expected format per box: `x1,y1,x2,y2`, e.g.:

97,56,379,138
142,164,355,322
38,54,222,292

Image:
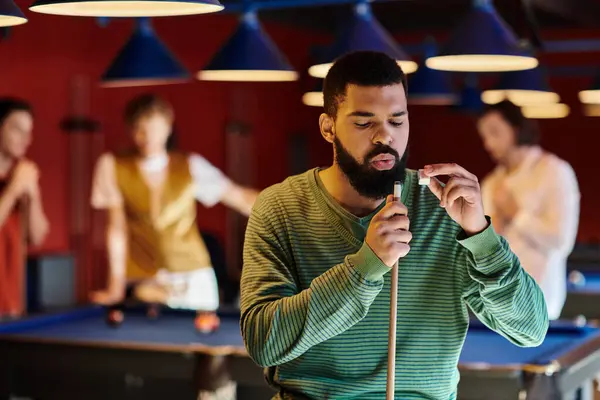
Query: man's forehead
340,83,407,111
478,111,505,126
7,111,32,125
346,82,405,92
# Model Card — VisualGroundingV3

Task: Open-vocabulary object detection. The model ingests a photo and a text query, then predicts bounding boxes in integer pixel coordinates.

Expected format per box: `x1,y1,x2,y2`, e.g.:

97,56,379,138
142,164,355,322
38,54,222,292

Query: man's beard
334,137,407,200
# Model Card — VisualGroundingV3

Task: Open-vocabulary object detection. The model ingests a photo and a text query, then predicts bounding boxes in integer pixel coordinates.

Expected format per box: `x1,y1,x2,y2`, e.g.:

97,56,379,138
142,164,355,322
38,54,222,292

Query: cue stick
386,181,402,400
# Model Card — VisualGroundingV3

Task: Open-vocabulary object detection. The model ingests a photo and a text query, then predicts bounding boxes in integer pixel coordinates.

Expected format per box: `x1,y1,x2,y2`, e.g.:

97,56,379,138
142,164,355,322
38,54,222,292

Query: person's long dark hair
479,100,540,145
0,98,32,126
166,127,178,151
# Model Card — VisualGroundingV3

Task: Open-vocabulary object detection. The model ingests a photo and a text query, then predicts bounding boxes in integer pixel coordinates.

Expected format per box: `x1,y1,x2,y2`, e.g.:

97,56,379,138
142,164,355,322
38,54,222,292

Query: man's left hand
424,163,489,236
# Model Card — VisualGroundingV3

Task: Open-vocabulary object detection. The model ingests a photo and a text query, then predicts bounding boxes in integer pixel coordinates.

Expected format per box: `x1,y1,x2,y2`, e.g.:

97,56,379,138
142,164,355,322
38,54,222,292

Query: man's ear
319,113,335,144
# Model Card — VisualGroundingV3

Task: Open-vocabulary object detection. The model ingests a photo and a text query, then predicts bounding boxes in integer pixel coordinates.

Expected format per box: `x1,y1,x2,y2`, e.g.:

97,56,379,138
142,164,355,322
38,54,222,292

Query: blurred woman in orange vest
0,98,49,319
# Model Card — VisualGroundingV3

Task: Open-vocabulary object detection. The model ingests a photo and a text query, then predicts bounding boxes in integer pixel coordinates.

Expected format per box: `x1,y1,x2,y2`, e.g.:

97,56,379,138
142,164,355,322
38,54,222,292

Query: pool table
458,321,600,400
0,306,276,400
1,308,600,400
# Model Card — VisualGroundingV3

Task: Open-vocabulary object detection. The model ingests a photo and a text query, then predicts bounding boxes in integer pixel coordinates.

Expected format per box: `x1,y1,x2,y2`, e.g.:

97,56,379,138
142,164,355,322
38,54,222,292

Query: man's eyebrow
347,111,374,117
346,111,407,117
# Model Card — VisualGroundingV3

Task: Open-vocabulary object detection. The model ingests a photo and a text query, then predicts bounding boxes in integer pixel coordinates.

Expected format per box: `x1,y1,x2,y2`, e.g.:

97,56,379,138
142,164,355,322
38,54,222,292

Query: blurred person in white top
477,100,580,320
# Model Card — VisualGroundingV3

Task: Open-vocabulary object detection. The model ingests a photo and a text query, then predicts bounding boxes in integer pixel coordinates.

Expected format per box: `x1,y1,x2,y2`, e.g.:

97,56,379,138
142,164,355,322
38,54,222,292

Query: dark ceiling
221,0,598,35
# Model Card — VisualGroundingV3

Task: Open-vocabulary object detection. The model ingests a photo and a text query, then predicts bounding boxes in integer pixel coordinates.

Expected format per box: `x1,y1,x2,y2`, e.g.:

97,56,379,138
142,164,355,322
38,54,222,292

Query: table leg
198,381,236,400
580,380,594,400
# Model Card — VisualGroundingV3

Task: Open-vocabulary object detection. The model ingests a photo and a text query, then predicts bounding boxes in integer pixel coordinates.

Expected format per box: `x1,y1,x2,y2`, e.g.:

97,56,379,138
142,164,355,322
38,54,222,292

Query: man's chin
493,155,506,165
343,170,402,199
366,165,402,178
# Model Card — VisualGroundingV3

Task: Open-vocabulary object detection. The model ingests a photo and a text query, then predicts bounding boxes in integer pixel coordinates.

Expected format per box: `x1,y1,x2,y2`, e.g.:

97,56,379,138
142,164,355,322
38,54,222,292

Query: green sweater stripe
241,168,548,400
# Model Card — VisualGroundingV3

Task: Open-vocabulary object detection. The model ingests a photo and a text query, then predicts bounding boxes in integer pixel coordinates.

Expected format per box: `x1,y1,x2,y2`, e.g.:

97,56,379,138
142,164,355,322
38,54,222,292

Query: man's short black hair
124,93,173,127
0,97,32,126
479,100,540,146
323,51,407,118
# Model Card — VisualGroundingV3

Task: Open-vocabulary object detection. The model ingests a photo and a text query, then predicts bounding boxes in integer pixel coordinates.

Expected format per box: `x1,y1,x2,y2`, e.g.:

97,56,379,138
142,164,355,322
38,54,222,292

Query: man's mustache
366,146,400,161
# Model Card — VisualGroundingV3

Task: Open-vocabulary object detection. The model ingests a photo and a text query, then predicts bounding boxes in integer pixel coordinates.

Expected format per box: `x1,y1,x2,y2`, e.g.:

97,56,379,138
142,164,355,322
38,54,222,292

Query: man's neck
140,150,168,160
502,146,531,174
318,165,384,217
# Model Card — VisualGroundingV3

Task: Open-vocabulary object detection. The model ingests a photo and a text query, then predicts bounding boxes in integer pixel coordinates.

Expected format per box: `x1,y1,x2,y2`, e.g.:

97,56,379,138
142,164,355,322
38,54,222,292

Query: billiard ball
106,309,124,327
147,304,159,320
568,270,586,286
195,313,220,334
575,315,587,327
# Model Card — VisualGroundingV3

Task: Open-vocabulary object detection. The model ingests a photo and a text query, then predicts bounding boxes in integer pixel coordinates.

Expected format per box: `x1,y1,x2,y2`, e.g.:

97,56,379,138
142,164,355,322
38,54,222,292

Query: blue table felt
0,307,597,367
461,321,597,366
0,307,245,349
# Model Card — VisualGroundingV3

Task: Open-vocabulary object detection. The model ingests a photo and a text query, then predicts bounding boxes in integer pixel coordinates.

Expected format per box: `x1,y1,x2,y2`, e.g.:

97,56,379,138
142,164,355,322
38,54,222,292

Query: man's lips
370,154,396,171
370,153,395,162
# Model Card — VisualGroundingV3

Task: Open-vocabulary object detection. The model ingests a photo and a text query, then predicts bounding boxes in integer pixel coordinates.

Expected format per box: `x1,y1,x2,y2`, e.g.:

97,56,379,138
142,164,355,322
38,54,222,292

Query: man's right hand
90,288,125,305
365,195,412,267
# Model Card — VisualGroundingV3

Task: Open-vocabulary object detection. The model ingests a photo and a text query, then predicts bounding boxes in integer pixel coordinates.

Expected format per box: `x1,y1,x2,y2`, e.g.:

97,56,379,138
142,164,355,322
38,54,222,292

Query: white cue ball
568,270,586,286
575,315,587,327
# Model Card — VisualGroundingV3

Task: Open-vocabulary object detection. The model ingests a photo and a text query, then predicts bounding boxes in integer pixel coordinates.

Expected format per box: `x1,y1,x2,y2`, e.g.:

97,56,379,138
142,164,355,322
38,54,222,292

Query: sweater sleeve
460,218,549,347
240,196,390,368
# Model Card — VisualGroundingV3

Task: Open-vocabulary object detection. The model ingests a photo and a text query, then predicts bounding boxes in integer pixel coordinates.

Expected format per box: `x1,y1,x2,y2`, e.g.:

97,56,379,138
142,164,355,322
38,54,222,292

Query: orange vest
114,152,212,280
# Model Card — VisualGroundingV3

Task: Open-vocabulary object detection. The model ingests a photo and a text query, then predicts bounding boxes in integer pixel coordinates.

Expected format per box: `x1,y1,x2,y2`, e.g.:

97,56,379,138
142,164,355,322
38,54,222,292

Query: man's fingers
376,200,408,220
428,177,443,201
445,185,480,209
387,215,410,231
441,177,478,207
386,229,412,244
373,217,411,236
383,230,412,246
424,163,478,182
388,242,411,259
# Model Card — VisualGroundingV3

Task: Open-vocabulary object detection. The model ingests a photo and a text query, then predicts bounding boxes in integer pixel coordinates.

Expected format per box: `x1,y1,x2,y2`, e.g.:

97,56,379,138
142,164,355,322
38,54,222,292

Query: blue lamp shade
29,0,222,17
456,74,484,114
579,72,600,104
0,0,26,26
482,66,559,106
408,40,458,106
198,12,297,82
101,18,189,88
308,2,417,78
426,0,538,72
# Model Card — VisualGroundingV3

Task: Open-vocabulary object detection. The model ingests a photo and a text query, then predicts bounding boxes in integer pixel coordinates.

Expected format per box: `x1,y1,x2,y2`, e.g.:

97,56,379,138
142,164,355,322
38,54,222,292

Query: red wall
2,5,599,259
2,8,326,253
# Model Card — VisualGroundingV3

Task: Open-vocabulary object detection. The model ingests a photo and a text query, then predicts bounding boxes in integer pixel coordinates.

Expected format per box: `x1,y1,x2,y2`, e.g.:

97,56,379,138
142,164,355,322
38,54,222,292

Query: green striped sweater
240,168,548,400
